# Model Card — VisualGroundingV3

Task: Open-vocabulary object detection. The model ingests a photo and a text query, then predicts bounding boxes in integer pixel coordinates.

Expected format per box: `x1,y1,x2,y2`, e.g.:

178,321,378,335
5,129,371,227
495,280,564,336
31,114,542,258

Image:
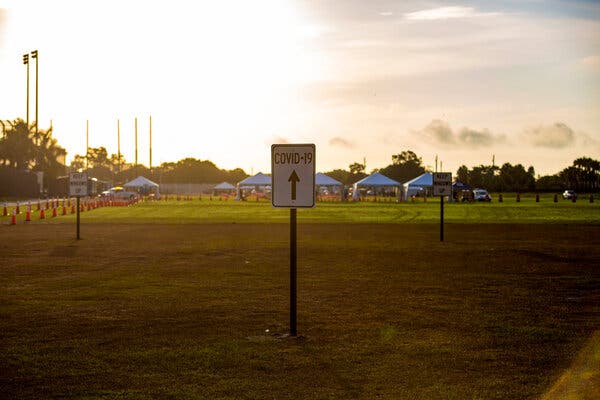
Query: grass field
1,200,599,399
1,194,599,225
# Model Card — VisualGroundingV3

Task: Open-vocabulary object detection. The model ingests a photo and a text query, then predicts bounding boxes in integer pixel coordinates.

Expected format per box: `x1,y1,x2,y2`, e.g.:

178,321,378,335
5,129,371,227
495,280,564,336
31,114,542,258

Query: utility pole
117,119,121,173
23,53,29,127
149,115,152,172
86,120,89,169
134,117,138,167
435,155,438,172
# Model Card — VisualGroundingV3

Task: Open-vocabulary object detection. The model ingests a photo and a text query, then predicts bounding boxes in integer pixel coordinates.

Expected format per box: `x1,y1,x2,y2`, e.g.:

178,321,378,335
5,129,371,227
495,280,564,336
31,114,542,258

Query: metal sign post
76,196,81,240
272,144,316,337
69,172,88,240
433,172,452,242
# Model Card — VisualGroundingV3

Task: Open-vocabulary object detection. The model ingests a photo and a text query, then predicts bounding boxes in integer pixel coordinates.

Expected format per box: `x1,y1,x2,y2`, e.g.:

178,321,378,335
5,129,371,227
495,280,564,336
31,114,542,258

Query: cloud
421,119,455,144
522,123,575,148
329,137,355,149
458,128,500,147
404,6,499,21
415,119,505,148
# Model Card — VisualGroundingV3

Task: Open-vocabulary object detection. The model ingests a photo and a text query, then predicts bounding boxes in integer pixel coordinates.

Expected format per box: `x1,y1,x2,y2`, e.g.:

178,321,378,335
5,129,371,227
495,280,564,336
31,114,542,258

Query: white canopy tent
402,172,432,200
123,176,160,198
352,172,401,201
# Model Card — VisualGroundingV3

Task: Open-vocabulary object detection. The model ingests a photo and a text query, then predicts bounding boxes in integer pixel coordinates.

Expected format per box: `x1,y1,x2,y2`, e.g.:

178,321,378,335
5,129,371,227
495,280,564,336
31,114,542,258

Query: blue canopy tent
236,173,272,200
213,181,236,196
352,172,401,201
452,180,471,202
316,172,344,200
452,181,471,191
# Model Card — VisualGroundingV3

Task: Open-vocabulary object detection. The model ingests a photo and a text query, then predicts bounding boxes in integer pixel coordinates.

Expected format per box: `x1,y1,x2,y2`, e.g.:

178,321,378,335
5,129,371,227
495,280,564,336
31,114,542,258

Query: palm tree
33,126,67,180
0,119,35,169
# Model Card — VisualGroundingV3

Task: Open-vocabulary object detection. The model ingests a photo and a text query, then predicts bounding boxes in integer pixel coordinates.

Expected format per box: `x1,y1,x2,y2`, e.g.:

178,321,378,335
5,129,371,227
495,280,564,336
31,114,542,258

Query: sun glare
1,0,323,170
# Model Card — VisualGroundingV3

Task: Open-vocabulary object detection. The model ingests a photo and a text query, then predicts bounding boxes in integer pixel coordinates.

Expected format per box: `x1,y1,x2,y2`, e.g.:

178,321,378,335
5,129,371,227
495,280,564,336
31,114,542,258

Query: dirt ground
1,222,599,399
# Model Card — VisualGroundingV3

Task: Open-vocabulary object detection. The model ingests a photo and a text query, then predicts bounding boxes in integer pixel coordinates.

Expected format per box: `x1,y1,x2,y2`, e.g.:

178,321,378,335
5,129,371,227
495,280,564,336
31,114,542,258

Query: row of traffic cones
4,196,141,226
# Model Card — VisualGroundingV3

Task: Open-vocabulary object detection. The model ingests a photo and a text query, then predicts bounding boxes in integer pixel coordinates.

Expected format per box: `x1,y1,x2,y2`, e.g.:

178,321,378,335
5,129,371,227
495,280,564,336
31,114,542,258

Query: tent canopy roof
452,180,471,190
214,182,236,190
123,176,159,187
354,172,400,187
403,172,432,187
316,172,343,186
237,172,271,186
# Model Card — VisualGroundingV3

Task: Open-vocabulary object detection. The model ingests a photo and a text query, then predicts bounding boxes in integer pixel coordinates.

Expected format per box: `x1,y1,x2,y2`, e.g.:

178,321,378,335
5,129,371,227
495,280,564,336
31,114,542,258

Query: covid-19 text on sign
271,144,316,208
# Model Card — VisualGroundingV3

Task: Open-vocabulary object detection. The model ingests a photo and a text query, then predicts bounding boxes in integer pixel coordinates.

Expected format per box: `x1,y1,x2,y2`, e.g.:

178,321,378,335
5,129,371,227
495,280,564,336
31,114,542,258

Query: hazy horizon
1,0,599,176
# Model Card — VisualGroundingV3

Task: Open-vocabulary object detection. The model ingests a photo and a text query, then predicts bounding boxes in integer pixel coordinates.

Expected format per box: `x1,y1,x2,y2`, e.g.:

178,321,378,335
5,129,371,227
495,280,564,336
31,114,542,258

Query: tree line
1,116,598,193
324,151,599,193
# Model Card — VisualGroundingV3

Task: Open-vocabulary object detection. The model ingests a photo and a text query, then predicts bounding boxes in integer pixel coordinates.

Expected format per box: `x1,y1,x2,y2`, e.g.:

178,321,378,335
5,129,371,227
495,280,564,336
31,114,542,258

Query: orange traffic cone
16,202,20,214
40,209,45,219
62,206,67,215
71,205,75,214
37,201,41,211
52,207,57,217
2,203,6,216
25,209,31,222
10,209,16,225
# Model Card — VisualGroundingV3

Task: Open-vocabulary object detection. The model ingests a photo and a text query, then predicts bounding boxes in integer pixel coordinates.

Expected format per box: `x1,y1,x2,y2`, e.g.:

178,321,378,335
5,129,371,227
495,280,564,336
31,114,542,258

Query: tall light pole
86,120,89,169
31,50,38,140
134,117,138,168
117,119,121,173
22,53,29,127
149,115,152,172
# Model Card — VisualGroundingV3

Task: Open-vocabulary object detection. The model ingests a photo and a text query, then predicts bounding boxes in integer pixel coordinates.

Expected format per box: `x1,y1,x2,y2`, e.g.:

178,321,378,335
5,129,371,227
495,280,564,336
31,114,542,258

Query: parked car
562,190,577,200
101,186,137,200
472,189,491,202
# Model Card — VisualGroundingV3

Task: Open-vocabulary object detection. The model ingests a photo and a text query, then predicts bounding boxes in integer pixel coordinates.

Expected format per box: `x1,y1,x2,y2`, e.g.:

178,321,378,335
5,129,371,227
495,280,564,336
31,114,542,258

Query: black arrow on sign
288,170,300,200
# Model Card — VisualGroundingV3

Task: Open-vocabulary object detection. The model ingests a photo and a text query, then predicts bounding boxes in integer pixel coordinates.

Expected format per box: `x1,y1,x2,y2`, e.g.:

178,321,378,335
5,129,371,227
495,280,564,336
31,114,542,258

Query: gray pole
117,119,121,172
290,208,297,336
135,117,138,167
32,50,38,139
23,54,29,127
86,120,89,169
149,115,152,171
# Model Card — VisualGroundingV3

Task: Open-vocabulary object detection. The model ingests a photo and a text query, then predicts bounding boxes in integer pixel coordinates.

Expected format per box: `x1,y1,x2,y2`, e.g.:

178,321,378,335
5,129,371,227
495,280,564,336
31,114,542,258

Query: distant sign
69,172,88,197
271,144,316,208
433,172,452,196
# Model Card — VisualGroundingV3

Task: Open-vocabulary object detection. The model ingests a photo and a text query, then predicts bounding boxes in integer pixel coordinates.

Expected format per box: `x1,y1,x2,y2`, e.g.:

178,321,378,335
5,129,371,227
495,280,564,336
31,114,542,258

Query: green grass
1,223,599,399
2,195,597,225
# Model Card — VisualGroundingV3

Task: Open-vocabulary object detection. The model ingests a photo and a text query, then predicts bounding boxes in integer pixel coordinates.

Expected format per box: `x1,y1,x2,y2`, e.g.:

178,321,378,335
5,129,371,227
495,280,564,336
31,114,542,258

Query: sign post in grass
70,172,87,240
272,144,316,337
433,172,452,242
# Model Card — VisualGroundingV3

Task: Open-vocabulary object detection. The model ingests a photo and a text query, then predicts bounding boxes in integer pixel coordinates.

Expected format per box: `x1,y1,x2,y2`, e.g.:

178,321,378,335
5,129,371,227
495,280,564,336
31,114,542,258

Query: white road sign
271,144,316,208
69,172,88,197
433,172,452,196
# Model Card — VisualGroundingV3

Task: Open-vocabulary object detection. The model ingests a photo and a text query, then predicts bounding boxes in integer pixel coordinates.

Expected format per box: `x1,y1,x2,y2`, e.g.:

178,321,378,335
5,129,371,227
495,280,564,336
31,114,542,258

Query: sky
1,0,599,176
